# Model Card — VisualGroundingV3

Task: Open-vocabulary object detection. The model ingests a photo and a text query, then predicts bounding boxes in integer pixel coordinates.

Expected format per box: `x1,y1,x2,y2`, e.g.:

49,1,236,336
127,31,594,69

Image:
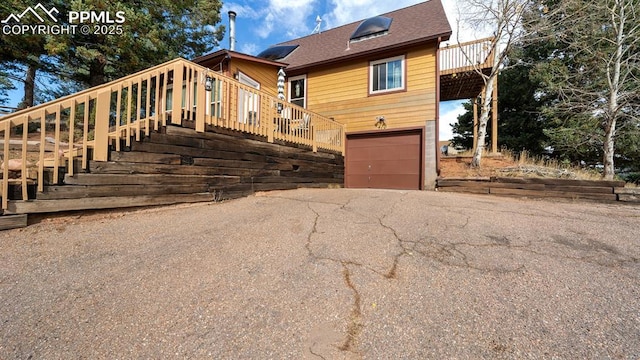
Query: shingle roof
271,0,451,72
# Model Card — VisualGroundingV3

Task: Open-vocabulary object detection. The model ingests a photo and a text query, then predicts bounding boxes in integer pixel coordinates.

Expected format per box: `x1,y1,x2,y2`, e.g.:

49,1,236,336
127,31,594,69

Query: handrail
439,37,495,75
0,58,345,211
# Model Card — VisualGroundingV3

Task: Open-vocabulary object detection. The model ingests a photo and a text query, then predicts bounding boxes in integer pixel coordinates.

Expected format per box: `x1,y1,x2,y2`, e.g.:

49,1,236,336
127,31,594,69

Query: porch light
205,76,213,91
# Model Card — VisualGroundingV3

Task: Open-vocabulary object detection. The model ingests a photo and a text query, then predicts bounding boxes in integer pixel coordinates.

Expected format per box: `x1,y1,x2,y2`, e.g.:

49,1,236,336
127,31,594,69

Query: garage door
346,130,422,190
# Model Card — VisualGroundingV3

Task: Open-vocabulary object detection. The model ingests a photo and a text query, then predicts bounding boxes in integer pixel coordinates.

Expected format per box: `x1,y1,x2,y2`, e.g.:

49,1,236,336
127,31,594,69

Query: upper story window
289,75,306,108
370,55,405,94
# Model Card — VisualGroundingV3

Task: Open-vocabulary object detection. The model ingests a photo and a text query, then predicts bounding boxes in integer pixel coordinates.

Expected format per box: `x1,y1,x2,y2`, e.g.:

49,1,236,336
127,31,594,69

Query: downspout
435,36,442,178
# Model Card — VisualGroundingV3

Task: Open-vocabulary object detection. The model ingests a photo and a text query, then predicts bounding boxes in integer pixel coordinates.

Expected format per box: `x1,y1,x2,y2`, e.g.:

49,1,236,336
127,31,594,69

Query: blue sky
5,0,476,140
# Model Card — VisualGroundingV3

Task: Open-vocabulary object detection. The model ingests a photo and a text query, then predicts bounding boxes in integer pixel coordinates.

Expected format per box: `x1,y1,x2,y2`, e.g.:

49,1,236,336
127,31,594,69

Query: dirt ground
440,155,517,178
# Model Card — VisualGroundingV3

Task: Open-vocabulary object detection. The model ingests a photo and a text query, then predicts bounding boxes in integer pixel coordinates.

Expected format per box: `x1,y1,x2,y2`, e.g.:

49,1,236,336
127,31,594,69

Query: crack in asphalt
338,263,363,354
308,343,328,360
297,192,639,356
304,203,364,358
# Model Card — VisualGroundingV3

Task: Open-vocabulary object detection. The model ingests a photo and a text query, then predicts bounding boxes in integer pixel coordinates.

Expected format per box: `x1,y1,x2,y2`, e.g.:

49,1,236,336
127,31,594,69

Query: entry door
346,130,422,190
238,72,260,125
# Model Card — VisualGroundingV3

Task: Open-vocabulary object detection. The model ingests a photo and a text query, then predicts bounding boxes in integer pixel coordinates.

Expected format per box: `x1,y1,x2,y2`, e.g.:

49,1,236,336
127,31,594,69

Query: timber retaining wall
4,124,344,215
437,177,639,203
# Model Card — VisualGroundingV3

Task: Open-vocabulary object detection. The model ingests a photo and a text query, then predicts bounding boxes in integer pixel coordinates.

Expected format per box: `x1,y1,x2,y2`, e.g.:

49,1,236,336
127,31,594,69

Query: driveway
1,189,639,359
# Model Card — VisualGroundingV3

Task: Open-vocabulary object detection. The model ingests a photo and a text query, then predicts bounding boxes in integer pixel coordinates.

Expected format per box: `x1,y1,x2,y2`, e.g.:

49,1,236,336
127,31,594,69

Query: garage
345,129,423,190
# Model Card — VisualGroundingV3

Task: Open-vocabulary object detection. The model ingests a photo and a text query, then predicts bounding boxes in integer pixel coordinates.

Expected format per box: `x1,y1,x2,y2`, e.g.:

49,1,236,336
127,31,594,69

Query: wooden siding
304,44,438,133
230,59,280,96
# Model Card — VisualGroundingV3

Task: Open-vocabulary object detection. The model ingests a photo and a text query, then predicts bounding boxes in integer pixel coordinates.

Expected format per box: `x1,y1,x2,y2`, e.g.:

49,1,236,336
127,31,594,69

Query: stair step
6,193,215,214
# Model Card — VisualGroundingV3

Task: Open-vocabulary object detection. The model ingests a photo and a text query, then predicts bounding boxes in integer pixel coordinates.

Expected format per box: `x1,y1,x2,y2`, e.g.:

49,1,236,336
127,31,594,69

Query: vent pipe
228,11,236,51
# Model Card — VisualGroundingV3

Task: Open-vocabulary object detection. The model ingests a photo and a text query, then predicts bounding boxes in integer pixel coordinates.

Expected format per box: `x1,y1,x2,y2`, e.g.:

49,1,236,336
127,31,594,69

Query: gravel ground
1,188,639,359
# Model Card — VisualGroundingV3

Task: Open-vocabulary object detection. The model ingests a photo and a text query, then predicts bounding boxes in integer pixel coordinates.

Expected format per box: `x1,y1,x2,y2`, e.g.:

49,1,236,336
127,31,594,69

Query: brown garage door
346,130,422,190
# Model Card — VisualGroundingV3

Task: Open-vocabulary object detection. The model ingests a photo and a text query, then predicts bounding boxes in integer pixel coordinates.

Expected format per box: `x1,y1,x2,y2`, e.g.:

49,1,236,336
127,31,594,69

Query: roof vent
350,16,392,42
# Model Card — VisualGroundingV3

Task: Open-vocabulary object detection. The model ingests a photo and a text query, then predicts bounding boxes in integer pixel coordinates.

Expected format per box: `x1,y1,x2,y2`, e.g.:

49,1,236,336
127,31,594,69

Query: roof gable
193,49,287,70
271,0,451,71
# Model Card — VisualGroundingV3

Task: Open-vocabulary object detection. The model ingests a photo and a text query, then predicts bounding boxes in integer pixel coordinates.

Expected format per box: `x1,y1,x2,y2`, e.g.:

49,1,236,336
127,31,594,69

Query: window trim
288,74,307,108
369,55,406,95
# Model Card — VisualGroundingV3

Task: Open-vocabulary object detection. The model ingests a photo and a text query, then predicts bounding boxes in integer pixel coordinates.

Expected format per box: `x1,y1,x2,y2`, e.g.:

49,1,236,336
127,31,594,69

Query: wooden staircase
1,58,346,229
4,124,344,217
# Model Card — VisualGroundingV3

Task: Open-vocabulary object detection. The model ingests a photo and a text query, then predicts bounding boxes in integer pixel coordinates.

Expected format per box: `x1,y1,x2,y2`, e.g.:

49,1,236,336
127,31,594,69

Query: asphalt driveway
1,189,639,359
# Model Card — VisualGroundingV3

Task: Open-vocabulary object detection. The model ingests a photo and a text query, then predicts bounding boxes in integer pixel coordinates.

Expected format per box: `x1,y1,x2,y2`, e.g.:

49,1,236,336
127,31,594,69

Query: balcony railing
0,58,345,210
439,37,495,75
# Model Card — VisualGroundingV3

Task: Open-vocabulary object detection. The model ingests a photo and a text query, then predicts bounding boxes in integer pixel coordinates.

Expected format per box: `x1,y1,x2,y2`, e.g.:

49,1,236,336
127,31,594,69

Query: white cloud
221,3,261,19
226,0,318,41
439,100,466,141
325,0,421,29
240,42,260,56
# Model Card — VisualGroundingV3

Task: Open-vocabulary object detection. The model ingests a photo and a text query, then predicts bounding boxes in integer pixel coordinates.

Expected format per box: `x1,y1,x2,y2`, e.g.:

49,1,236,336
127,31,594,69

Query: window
207,77,223,118
370,55,405,94
238,72,260,125
289,75,306,108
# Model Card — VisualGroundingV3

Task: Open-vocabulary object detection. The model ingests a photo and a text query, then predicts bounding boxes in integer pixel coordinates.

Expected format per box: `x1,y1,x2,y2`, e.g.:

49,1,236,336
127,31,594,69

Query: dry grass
440,149,606,181
497,149,605,180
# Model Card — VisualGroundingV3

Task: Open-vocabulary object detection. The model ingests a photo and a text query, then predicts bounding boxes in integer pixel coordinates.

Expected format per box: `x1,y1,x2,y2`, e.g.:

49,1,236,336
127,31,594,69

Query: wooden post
473,96,478,151
53,104,61,184
145,74,152,136
68,100,76,176
38,109,46,192
94,89,112,162
171,63,184,126
311,123,317,152
21,116,28,200
2,121,10,210
196,73,206,133
115,84,122,152
341,125,346,156
267,99,274,143
125,82,132,147
136,78,142,141
81,95,90,171
491,78,498,153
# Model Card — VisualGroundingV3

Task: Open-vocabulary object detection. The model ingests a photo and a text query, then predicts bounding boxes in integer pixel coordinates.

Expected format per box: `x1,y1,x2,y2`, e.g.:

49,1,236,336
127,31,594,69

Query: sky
5,0,480,140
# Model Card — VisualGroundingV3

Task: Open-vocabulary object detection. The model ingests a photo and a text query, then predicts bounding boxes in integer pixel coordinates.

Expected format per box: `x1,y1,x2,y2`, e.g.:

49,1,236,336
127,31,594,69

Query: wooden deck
439,37,494,101
0,58,346,228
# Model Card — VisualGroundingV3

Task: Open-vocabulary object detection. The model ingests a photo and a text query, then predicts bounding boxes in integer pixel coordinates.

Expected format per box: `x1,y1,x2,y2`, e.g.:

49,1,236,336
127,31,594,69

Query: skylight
350,16,392,42
257,45,299,61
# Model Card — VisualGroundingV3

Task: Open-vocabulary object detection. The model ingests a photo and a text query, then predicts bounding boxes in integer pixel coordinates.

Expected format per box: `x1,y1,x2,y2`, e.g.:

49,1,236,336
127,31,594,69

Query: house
195,0,452,190
2,0,501,223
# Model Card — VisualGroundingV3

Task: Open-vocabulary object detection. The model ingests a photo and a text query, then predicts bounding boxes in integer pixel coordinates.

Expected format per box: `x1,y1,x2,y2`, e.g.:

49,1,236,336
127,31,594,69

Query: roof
192,49,288,69
270,0,451,72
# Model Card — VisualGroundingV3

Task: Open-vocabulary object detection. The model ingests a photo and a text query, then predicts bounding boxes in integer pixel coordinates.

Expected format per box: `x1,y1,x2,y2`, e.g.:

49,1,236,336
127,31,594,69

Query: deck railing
439,37,495,75
0,58,345,210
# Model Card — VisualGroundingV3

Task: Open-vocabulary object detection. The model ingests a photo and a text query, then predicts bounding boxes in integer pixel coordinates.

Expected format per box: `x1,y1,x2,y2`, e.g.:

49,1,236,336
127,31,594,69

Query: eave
284,31,451,75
